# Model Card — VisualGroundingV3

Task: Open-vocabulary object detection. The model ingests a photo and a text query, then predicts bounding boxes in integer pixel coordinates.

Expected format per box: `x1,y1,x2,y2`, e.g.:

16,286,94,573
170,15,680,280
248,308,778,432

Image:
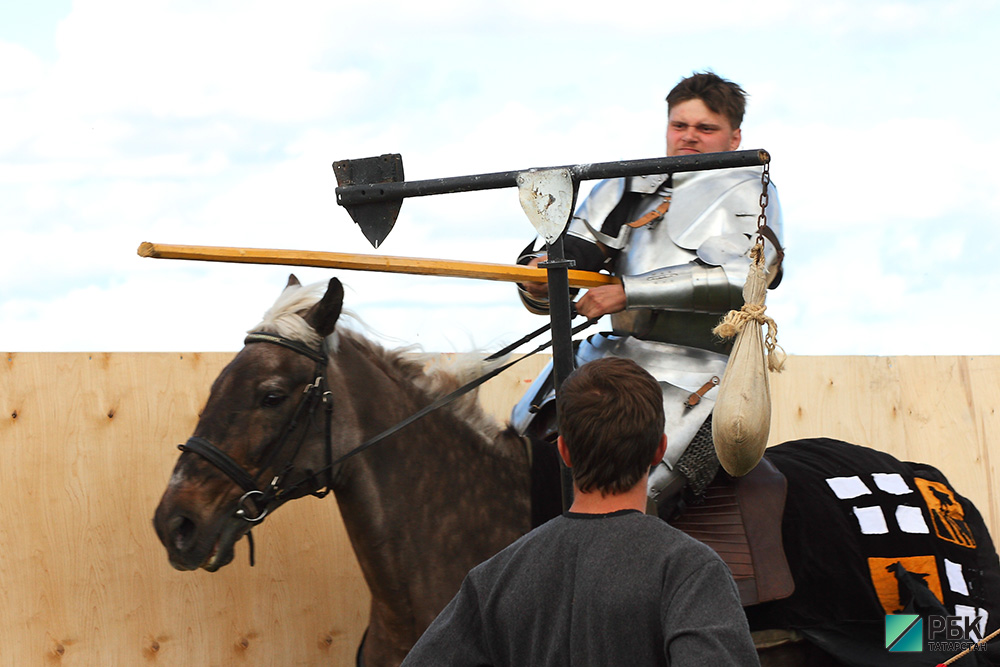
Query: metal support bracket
516,168,575,244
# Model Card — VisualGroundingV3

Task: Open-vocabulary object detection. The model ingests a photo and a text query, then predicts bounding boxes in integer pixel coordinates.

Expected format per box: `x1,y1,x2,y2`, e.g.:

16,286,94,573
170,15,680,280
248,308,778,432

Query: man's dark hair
666,71,747,129
557,357,665,495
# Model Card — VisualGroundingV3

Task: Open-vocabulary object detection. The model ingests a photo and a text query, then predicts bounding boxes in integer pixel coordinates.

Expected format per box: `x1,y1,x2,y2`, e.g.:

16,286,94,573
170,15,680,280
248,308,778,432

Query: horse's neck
331,338,532,648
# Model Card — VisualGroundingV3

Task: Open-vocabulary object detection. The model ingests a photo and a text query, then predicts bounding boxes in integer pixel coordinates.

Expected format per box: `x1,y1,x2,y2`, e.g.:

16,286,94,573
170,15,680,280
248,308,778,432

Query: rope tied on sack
713,242,786,373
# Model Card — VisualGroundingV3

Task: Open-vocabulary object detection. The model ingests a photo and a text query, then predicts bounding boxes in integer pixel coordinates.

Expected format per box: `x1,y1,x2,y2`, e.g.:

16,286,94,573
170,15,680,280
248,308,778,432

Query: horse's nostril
169,515,197,553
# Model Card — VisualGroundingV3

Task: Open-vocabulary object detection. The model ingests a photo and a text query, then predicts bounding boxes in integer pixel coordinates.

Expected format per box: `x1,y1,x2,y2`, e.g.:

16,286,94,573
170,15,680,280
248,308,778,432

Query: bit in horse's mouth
202,537,231,571
205,542,220,568
201,520,247,571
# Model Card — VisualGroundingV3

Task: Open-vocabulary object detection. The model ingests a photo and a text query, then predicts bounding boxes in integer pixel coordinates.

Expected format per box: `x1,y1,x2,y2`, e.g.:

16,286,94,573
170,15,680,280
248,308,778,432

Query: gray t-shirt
402,509,759,666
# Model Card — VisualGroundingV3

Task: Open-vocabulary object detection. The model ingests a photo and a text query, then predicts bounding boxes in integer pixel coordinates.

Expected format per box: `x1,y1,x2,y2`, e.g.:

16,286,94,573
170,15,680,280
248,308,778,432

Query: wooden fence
1,352,997,665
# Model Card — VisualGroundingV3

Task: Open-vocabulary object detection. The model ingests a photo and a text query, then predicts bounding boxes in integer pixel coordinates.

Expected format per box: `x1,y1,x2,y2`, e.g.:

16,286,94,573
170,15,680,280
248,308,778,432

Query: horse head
153,275,346,571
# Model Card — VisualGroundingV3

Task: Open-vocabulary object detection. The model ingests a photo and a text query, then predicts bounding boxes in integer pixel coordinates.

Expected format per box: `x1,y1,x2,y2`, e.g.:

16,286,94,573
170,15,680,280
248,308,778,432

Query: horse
153,276,1000,667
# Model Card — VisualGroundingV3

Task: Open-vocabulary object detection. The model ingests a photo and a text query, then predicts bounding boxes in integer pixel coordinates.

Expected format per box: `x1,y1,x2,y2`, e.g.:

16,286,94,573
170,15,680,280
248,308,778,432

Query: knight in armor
511,71,783,519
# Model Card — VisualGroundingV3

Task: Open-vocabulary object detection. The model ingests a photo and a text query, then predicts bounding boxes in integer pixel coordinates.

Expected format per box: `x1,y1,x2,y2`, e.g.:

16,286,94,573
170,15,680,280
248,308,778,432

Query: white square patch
896,505,929,534
872,473,913,495
827,476,872,500
946,559,970,596
853,506,889,534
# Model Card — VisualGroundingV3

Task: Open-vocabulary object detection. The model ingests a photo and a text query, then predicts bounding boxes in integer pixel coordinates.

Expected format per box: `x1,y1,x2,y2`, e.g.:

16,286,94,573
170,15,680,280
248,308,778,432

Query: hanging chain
756,160,770,241
751,159,783,270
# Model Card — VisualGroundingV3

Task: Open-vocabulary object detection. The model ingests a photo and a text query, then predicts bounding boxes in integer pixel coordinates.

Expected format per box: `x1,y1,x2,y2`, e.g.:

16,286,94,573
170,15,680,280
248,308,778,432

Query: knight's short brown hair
557,357,665,495
666,71,747,129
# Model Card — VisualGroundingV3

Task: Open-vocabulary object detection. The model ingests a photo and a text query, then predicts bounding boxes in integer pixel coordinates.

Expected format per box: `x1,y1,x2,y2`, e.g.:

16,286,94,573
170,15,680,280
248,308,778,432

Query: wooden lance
136,242,620,290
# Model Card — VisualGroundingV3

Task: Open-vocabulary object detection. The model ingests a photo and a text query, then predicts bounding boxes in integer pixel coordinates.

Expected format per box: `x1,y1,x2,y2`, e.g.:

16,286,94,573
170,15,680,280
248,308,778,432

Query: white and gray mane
250,279,506,447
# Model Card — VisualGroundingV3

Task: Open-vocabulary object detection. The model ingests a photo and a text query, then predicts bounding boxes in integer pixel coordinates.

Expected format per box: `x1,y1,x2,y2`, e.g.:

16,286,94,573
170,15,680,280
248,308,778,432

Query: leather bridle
178,332,336,528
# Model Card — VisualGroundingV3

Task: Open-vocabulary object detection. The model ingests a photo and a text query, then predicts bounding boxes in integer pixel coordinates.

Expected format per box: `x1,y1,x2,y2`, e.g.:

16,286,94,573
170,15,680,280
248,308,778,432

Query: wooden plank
768,355,907,450
137,242,620,289
0,352,368,665
2,353,999,664
964,357,1000,535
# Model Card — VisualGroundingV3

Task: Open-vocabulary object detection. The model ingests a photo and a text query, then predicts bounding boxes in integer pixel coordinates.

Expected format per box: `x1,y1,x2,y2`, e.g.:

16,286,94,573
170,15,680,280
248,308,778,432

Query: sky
2,0,999,356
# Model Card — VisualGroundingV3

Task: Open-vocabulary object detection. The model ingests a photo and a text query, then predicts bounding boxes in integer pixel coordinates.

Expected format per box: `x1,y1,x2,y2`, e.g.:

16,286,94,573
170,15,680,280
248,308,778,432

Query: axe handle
137,242,620,289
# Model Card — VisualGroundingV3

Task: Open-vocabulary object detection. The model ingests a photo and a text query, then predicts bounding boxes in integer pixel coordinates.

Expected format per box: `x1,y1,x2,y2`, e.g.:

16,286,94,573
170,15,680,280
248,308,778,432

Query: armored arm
622,264,742,313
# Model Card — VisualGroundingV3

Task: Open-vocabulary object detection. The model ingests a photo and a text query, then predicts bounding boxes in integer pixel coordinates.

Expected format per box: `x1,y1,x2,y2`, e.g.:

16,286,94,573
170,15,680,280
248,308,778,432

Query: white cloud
3,0,999,356
0,42,46,95
50,0,354,119
762,116,1000,229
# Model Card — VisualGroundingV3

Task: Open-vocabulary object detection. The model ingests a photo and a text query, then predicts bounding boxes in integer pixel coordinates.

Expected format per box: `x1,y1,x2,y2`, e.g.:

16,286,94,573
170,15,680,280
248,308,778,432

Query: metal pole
335,150,769,207
541,234,578,511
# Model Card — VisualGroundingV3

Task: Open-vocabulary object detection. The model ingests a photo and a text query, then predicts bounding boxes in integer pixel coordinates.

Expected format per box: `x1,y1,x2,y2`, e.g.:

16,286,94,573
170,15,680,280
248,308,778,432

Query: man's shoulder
472,514,571,566
617,511,723,554
462,515,575,591
550,511,723,562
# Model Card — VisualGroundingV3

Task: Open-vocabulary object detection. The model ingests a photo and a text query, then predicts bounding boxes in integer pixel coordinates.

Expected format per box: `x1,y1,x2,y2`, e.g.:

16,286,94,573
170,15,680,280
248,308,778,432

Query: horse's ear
285,274,301,289
305,277,344,338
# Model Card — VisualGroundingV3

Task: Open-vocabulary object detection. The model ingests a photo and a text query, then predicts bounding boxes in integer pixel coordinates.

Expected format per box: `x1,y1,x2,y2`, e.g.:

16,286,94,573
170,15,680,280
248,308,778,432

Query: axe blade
333,154,405,248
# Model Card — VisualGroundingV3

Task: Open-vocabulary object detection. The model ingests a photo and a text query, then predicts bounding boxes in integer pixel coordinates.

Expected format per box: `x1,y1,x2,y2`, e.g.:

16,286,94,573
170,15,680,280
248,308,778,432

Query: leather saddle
669,457,795,607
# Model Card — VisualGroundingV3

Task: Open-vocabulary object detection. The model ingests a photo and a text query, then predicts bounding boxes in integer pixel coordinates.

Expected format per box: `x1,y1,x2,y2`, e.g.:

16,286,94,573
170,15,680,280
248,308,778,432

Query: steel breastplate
615,167,776,275
607,167,779,349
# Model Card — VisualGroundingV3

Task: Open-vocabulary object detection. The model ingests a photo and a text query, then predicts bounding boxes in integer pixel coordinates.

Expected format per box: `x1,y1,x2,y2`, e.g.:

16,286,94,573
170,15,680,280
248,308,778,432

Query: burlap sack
712,244,784,476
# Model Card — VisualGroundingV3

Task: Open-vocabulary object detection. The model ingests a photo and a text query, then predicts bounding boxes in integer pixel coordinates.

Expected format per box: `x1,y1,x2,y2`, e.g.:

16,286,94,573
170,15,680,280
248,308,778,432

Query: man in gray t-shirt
403,358,758,666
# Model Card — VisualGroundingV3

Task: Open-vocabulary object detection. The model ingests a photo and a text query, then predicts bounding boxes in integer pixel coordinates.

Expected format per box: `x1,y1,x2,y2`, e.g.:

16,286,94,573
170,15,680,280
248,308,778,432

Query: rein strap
327,316,600,470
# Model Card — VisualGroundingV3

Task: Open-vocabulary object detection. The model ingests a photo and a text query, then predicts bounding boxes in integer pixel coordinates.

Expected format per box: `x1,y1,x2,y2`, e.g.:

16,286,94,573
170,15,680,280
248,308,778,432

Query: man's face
666,98,741,156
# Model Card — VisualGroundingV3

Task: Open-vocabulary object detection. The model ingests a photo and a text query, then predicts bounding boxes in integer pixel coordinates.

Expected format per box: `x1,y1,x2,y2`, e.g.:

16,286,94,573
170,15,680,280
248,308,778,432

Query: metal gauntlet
621,263,742,314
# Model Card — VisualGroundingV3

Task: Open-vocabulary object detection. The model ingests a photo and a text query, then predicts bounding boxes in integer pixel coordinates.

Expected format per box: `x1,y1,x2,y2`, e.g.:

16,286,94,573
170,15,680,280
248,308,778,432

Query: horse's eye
261,392,287,408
